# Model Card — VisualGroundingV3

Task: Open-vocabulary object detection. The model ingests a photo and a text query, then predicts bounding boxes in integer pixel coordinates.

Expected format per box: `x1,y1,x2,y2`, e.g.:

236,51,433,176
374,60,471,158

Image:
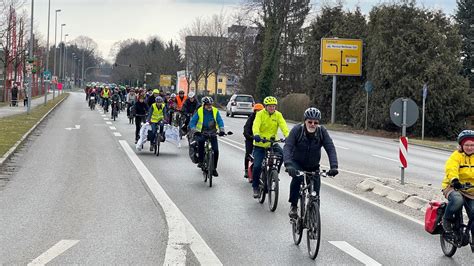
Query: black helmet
304,107,321,120
202,96,213,105
457,130,474,145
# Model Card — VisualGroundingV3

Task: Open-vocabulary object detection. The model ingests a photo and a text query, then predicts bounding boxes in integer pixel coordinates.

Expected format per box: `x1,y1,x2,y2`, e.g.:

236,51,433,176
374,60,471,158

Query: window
235,95,254,102
218,89,223,94
218,78,223,82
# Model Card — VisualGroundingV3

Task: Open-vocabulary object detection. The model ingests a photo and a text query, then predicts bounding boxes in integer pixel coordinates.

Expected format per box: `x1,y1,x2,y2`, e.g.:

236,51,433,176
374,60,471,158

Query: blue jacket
190,108,224,131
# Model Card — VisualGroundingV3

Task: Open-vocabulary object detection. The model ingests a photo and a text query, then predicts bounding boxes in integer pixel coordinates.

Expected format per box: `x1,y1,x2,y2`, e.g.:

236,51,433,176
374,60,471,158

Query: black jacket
134,101,148,116
283,124,338,171
182,98,199,115
243,112,257,140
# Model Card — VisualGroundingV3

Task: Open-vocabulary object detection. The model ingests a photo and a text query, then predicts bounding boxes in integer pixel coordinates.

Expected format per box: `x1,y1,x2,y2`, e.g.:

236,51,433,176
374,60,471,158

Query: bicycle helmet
202,96,213,105
304,107,321,120
253,103,264,111
457,130,474,145
155,96,164,103
263,96,278,105
188,91,195,98
170,93,176,98
178,90,185,95
153,89,160,94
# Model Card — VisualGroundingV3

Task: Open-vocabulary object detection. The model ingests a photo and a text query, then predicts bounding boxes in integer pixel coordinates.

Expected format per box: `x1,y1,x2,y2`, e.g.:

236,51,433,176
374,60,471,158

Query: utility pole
27,0,34,114
44,0,50,105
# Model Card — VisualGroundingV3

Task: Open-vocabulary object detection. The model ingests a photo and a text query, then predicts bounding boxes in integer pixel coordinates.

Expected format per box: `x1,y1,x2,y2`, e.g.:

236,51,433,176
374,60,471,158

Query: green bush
279,93,311,122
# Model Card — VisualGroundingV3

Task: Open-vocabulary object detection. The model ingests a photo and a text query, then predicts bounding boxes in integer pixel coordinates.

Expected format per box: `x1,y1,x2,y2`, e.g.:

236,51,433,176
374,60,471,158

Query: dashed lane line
119,140,222,265
329,241,381,266
28,240,79,265
372,154,398,163
109,126,117,130
113,132,122,137
106,122,113,125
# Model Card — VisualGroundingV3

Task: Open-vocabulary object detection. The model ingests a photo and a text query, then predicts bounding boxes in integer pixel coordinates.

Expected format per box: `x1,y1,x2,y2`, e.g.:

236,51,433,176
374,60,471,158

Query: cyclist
243,103,265,179
176,90,187,111
182,91,199,133
146,96,168,151
133,95,148,143
126,89,137,118
283,107,339,218
251,96,289,198
147,89,160,108
441,130,474,234
168,93,178,124
101,86,111,111
189,96,225,177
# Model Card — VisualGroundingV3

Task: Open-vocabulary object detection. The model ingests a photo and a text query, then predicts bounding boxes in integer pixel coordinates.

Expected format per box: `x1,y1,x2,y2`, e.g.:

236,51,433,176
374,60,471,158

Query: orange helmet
253,103,264,111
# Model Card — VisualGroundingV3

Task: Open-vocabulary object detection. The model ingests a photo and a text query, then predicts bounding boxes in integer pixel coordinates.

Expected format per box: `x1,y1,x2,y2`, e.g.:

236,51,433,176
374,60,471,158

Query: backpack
424,201,446,234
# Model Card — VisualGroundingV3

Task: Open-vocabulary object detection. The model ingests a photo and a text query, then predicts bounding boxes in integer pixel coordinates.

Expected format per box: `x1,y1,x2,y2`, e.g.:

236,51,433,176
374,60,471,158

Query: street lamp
52,9,61,99
59,23,66,82
63,33,68,84
44,0,51,105
27,0,34,114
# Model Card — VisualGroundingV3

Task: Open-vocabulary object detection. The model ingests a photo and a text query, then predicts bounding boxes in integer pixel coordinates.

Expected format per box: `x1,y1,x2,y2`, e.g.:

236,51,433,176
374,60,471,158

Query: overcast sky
30,0,458,62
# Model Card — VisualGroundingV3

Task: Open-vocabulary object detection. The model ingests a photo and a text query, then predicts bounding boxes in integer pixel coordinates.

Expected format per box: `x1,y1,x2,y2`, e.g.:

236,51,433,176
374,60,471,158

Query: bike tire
440,232,457,257
208,151,214,187
156,135,161,156
307,201,321,260
258,172,266,204
268,169,279,212
292,195,304,245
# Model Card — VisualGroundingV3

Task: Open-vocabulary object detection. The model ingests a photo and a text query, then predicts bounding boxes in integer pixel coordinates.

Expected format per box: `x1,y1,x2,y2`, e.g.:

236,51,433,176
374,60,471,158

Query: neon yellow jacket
442,150,474,195
252,109,289,148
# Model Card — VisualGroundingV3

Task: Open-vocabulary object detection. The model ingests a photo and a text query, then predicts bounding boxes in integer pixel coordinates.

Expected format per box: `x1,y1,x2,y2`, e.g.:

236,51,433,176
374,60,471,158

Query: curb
0,94,69,167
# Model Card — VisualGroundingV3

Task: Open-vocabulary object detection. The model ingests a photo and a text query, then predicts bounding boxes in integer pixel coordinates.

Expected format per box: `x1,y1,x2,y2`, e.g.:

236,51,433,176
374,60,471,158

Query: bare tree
207,13,228,101
181,18,206,95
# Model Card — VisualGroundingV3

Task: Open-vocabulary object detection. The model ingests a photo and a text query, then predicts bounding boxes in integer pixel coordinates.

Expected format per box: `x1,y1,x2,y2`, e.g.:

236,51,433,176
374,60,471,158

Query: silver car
226,94,255,117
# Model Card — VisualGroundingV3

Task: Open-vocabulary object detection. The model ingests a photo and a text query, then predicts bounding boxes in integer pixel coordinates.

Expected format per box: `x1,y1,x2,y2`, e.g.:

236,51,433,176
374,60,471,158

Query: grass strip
0,93,68,157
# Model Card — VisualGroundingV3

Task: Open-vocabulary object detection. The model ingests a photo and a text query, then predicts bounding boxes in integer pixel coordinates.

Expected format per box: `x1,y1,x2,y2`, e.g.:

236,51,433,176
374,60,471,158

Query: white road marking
28,240,79,265
218,139,424,226
329,241,381,266
370,138,394,144
219,138,246,150
101,114,106,117
372,154,398,163
119,141,222,265
103,118,109,121
106,122,112,125
109,126,117,130
65,125,80,131
221,137,245,146
113,132,122,137
335,145,349,150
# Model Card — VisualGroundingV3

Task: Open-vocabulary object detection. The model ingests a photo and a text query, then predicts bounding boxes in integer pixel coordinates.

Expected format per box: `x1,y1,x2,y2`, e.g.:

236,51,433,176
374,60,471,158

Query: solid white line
106,122,112,125
113,132,122,137
335,145,349,150
119,141,222,265
372,154,398,163
217,140,424,226
370,138,393,144
219,138,246,151
221,137,245,146
109,126,117,130
329,241,381,266
28,240,79,265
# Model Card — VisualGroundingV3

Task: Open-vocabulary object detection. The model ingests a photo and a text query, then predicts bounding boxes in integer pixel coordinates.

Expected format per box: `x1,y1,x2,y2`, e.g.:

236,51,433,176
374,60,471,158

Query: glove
254,135,262,142
451,178,462,189
219,131,226,137
327,169,339,177
286,165,299,177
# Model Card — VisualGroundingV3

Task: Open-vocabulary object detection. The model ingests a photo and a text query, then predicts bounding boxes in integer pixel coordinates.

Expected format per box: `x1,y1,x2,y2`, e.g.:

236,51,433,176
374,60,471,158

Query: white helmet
188,91,195,98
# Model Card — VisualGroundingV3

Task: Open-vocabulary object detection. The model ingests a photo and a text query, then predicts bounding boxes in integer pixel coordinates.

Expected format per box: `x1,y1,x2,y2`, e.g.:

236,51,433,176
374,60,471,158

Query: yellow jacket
442,150,474,195
252,109,289,148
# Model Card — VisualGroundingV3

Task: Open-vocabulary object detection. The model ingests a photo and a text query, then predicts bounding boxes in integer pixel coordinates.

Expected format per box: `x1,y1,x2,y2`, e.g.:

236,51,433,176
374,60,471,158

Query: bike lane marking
329,241,381,266
113,132,122,137
109,126,117,130
119,140,222,265
106,122,112,125
28,240,79,265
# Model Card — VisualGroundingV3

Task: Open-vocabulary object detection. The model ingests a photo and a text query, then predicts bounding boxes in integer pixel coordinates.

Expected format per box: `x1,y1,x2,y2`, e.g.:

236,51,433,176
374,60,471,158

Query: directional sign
320,38,363,76
43,70,52,80
364,81,374,93
160,75,172,87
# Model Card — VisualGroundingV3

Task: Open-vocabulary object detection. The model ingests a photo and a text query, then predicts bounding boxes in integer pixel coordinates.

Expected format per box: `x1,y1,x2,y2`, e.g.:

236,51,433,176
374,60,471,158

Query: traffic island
0,93,69,166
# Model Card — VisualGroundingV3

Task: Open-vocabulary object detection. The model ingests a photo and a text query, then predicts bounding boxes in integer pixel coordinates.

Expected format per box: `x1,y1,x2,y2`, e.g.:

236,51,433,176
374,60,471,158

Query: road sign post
422,84,428,140
364,81,374,130
321,38,363,124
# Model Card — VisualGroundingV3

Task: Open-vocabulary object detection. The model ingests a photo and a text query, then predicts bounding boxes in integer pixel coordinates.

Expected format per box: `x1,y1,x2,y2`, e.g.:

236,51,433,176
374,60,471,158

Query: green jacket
252,109,289,148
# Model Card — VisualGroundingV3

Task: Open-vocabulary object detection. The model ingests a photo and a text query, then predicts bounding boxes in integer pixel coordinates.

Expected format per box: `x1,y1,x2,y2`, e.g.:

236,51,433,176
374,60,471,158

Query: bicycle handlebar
258,137,285,144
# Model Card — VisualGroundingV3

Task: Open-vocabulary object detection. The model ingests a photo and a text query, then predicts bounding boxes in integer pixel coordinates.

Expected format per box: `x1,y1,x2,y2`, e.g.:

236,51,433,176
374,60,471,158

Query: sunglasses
306,120,320,125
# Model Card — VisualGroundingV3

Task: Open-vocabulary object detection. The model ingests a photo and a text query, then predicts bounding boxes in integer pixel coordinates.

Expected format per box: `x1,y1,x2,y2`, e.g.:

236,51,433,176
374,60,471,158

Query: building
176,70,228,95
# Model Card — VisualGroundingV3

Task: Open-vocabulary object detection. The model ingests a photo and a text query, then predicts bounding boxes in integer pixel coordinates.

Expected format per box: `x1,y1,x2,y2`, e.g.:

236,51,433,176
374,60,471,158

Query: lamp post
80,50,85,88
52,9,60,99
27,0,34,114
44,0,50,105
63,33,68,86
59,23,65,84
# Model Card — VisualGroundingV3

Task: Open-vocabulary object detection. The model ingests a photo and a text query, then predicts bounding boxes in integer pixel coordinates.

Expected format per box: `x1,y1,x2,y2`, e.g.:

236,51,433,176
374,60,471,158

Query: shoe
442,218,453,233
150,145,154,152
470,244,474,253
288,206,298,219
244,171,248,179
197,162,204,169
212,170,219,177
135,140,138,144
253,188,259,198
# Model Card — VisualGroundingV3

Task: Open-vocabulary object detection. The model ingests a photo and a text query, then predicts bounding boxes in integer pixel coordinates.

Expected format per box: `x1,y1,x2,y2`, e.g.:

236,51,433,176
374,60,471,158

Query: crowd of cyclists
83,82,474,255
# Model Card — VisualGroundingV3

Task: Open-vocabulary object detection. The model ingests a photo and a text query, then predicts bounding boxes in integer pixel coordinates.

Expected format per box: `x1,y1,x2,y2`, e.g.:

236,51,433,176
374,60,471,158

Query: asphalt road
0,92,471,265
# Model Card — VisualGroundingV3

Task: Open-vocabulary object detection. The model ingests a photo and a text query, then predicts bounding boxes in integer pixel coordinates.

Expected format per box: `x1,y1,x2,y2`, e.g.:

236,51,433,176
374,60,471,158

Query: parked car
226,94,255,117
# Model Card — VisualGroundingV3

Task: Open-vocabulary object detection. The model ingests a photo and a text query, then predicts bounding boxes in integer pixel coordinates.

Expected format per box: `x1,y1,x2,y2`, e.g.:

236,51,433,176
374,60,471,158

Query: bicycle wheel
203,152,208,183
267,169,279,212
155,134,161,156
440,232,457,257
292,194,304,245
258,172,266,204
208,151,214,187
307,201,321,260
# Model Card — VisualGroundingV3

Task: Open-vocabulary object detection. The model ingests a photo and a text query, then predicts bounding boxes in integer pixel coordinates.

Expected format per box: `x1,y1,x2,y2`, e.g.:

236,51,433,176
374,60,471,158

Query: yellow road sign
320,38,362,76
160,75,172,87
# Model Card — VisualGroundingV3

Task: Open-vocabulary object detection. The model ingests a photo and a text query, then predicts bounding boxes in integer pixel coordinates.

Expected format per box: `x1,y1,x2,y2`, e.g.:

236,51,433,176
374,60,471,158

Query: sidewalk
0,92,62,119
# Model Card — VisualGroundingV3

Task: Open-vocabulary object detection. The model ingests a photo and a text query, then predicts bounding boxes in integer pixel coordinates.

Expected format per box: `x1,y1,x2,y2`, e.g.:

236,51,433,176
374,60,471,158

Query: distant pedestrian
11,84,18,107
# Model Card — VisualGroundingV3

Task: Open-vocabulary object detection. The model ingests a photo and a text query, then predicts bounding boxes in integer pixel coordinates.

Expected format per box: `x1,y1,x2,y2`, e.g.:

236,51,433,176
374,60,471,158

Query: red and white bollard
399,136,408,184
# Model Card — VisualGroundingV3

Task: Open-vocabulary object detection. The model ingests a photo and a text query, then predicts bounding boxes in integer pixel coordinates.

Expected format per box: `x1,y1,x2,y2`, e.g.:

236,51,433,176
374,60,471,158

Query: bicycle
256,137,285,212
290,170,332,260
439,183,474,257
151,121,165,156
89,95,96,110
199,131,232,187
111,100,119,121
103,98,110,113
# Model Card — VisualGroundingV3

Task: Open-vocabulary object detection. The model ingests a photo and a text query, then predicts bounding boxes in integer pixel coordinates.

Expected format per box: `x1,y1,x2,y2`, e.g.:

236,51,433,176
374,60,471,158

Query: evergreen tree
455,0,474,89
